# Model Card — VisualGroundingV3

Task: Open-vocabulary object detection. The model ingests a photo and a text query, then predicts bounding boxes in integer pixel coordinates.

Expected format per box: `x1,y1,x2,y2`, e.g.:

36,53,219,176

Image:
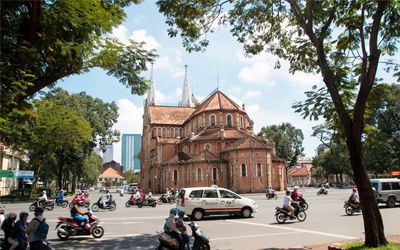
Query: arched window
227,114,232,127
173,170,178,184
212,167,217,184
175,128,179,137
158,128,162,137
204,143,211,151
240,116,243,128
256,163,262,177
171,128,174,138
241,163,247,177
210,114,216,127
198,117,202,128
197,168,202,181
183,146,188,154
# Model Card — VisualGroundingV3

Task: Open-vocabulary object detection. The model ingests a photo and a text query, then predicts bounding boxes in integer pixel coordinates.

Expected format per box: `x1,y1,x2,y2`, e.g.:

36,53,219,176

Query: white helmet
43,191,46,194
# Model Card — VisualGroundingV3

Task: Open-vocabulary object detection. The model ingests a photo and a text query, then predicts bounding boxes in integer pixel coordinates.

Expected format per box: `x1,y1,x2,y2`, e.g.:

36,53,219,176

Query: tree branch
319,0,337,40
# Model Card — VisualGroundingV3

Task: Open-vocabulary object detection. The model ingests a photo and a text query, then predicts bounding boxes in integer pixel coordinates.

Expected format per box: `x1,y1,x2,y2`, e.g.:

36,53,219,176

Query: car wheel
386,197,396,208
241,207,252,218
296,211,307,222
192,209,204,221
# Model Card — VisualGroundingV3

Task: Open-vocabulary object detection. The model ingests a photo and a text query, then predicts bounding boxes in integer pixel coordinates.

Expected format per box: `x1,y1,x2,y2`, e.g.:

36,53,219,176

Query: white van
370,178,400,208
176,186,258,220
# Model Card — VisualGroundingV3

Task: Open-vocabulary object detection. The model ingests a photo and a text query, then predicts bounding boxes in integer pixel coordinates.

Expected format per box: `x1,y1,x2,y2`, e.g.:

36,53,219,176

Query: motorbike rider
38,191,48,207
348,188,360,209
164,208,184,250
1,212,19,250
176,209,191,250
283,190,297,218
102,190,112,208
134,189,141,203
147,189,153,199
266,186,274,197
55,190,65,206
16,211,29,250
70,205,88,230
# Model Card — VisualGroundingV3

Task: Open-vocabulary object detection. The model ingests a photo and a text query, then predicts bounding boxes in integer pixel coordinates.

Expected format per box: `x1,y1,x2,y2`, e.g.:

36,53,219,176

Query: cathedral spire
179,65,192,107
146,63,155,106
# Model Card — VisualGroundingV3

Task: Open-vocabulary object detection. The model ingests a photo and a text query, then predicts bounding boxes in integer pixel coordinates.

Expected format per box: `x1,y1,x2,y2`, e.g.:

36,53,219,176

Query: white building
0,142,22,196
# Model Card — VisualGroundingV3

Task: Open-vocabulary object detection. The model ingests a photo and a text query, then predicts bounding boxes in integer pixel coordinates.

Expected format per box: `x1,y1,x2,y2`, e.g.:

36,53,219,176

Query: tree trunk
30,161,41,199
346,133,387,247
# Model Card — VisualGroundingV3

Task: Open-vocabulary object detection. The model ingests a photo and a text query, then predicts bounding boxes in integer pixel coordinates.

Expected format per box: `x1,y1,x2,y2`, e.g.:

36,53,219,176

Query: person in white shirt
38,191,48,207
283,190,297,217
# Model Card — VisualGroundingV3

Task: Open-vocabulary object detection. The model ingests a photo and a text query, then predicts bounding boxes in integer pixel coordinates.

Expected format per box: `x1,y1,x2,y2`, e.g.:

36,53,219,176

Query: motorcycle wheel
109,204,116,211
152,203,157,208
345,206,354,216
168,199,174,204
29,204,36,212
297,211,307,222
125,201,131,208
85,203,90,208
91,204,99,212
273,194,278,200
197,243,211,250
57,225,70,241
276,212,287,224
157,199,162,205
69,203,73,208
47,203,54,211
91,226,104,238
137,203,143,208
302,203,309,211
61,201,68,208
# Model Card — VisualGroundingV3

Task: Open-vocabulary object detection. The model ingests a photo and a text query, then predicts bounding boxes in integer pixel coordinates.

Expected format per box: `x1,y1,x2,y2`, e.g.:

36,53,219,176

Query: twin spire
146,64,193,107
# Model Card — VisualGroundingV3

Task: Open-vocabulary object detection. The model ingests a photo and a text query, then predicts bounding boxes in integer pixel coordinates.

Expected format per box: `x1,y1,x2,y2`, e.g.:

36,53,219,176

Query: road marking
211,231,298,241
226,220,358,240
47,216,165,222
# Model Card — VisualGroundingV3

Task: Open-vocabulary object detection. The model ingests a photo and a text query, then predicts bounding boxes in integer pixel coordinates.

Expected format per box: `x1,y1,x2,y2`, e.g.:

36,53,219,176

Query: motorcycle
299,195,309,210
275,206,307,224
55,211,104,240
344,201,361,215
266,191,278,200
69,196,91,208
157,194,174,205
157,220,210,250
55,198,69,208
125,196,157,208
29,199,54,211
91,197,116,212
317,188,328,195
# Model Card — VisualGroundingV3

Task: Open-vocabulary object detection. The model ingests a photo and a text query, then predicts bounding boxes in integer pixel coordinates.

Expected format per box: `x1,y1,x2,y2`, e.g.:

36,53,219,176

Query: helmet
8,212,17,219
42,190,46,194
20,211,29,218
178,209,185,217
352,188,357,192
34,207,44,215
169,208,178,215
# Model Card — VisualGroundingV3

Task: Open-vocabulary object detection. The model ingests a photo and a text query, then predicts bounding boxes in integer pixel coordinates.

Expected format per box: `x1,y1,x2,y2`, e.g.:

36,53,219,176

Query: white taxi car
176,185,258,220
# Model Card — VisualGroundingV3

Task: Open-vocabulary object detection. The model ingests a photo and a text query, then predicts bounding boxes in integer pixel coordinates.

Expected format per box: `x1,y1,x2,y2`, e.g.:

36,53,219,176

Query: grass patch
340,241,400,250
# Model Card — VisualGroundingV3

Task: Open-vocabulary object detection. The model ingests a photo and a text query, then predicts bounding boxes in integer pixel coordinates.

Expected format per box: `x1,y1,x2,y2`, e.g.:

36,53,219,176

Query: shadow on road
49,233,159,250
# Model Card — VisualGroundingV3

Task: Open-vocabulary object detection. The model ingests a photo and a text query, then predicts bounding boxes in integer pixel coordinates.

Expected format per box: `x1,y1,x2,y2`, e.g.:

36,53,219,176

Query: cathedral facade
140,66,287,193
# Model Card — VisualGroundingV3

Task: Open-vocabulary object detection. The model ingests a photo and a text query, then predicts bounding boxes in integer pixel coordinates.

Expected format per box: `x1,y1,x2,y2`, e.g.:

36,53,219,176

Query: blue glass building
121,134,141,172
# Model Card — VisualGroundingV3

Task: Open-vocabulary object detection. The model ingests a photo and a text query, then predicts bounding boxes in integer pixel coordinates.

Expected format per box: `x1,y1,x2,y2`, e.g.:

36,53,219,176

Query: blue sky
58,1,396,163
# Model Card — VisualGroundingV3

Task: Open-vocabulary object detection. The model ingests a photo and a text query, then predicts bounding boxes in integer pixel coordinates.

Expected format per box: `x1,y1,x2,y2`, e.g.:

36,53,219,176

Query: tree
258,122,304,166
44,88,120,151
156,0,400,246
0,0,156,116
81,152,103,186
123,170,138,184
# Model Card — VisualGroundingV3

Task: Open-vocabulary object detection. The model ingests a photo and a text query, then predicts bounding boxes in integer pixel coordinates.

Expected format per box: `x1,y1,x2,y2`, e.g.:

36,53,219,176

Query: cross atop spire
146,62,155,106
179,64,192,107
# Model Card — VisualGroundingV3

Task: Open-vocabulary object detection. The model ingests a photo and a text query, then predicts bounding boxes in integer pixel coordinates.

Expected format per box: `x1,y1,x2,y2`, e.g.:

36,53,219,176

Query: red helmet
352,188,357,192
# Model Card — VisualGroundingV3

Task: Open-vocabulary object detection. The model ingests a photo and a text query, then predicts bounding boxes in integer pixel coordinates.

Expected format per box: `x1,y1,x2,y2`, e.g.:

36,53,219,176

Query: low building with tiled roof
140,66,287,193
98,167,124,185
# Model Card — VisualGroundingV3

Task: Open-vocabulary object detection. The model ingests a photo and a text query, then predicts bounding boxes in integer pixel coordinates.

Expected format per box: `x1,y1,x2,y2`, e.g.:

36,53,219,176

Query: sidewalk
301,235,400,250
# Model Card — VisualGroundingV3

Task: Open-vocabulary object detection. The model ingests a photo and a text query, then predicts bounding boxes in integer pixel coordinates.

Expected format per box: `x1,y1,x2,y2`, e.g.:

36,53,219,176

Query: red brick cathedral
140,66,287,193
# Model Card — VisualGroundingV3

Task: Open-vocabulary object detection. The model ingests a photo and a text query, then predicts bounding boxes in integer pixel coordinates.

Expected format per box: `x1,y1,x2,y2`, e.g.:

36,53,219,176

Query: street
2,188,399,250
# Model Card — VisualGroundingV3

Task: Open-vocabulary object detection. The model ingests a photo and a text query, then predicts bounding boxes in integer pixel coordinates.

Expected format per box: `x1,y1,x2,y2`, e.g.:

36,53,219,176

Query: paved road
1,188,399,249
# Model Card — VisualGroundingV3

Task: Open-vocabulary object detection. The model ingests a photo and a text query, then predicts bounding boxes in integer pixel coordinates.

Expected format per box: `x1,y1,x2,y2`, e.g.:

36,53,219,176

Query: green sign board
0,170,15,178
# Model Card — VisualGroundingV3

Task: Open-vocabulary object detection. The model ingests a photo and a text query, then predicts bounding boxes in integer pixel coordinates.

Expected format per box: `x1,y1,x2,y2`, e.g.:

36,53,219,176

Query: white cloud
287,71,322,88
244,90,262,99
112,99,144,163
111,25,161,51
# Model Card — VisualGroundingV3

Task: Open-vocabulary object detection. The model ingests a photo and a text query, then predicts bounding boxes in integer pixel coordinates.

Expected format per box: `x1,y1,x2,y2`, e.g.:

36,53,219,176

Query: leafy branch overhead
0,0,157,115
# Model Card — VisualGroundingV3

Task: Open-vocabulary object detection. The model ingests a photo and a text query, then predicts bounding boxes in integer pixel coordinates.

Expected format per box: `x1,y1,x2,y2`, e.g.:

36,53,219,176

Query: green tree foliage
0,0,156,116
258,123,304,166
123,170,138,184
156,0,399,246
82,152,103,186
43,88,120,151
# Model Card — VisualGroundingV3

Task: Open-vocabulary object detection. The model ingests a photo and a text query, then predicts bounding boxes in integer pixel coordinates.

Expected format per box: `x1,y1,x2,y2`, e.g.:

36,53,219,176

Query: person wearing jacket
27,207,50,250
1,212,19,250
16,211,29,249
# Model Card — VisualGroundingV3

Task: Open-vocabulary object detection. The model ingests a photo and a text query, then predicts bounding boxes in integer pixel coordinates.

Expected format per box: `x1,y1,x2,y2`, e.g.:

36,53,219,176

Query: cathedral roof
187,150,220,162
148,106,195,125
224,135,270,152
190,128,248,142
189,90,245,119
